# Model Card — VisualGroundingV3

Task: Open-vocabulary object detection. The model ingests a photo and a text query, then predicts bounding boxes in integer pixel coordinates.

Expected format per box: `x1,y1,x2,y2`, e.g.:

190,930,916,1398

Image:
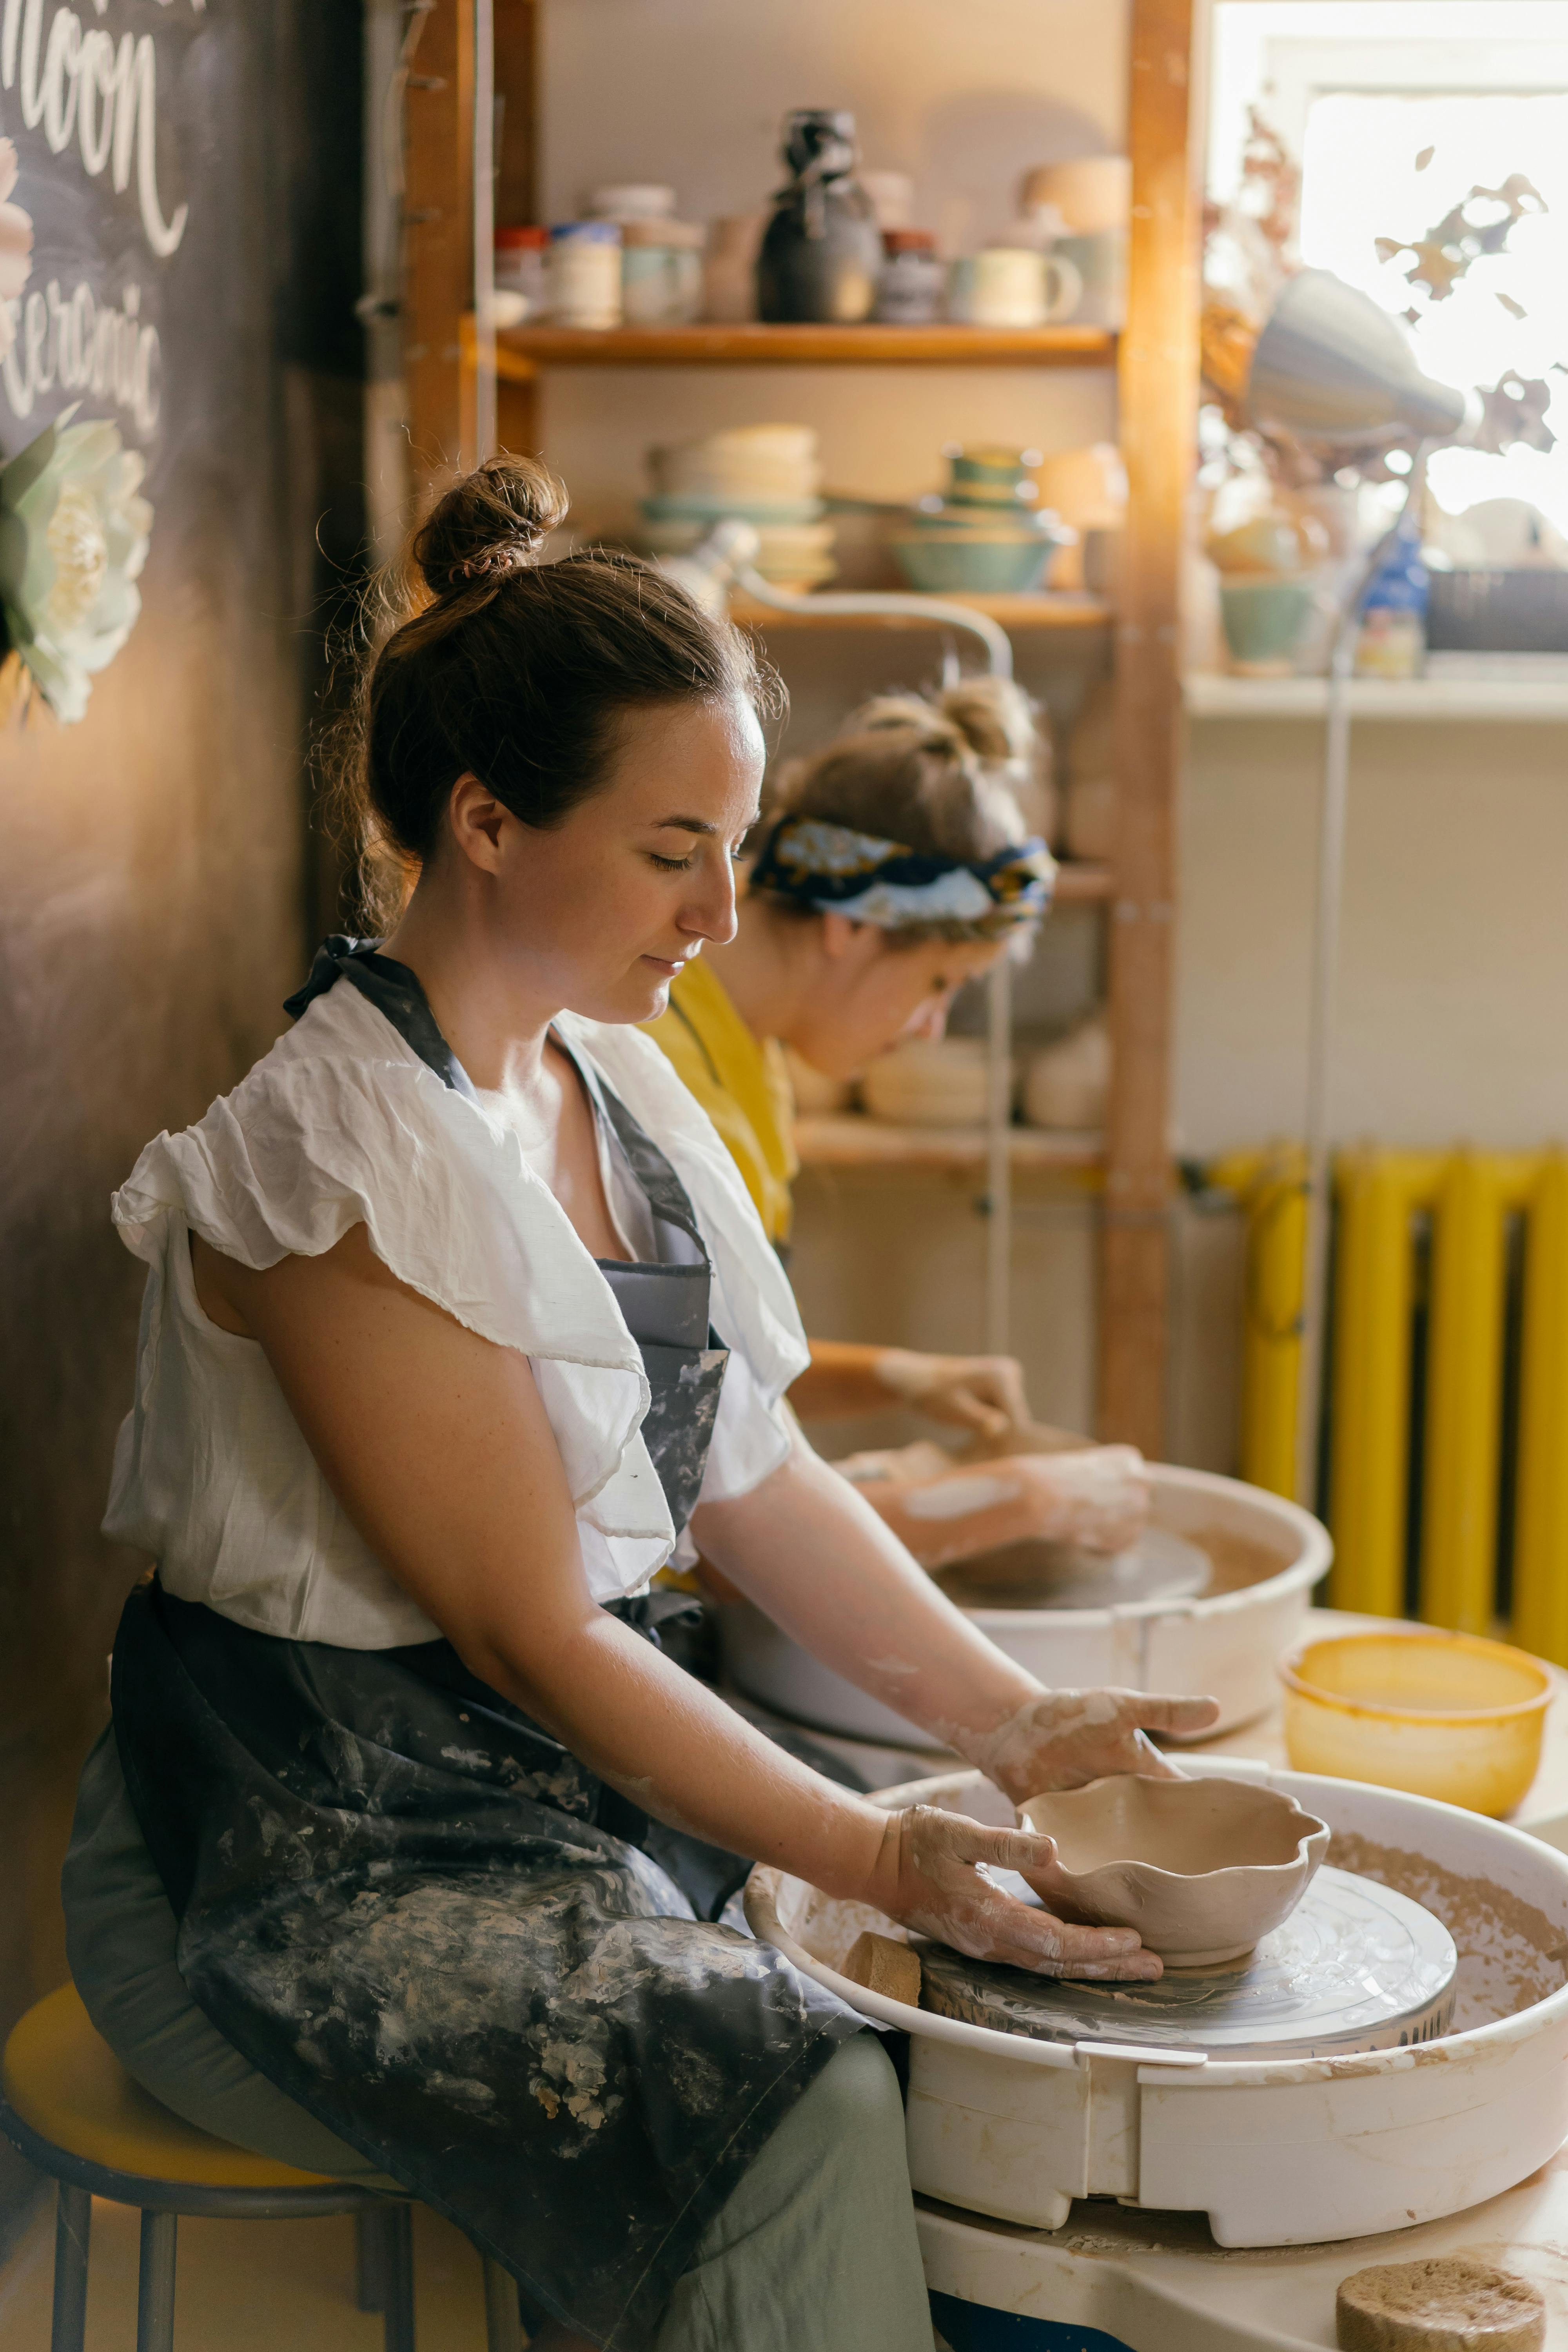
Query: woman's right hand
863,1803,1162,1980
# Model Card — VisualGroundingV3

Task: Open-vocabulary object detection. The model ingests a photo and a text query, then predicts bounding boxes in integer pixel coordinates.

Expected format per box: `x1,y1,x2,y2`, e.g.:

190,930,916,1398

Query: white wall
1176,714,1568,1157
541,0,1126,243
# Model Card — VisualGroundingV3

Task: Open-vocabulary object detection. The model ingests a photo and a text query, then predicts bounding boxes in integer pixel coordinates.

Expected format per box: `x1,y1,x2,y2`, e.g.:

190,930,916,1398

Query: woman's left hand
967,1686,1222,1807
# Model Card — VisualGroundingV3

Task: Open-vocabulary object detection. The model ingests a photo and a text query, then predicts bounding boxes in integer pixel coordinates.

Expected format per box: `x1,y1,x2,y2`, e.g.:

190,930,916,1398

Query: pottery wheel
918,1867,1457,2059
939,1525,1212,1612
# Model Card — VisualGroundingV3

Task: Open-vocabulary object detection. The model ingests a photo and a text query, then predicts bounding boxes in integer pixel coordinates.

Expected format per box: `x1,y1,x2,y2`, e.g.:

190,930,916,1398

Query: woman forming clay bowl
1018,1774,1330,1965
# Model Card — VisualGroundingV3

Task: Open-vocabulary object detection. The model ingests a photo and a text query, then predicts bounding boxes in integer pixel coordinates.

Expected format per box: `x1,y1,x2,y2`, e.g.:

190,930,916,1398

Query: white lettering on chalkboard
1,274,157,428
1,0,188,256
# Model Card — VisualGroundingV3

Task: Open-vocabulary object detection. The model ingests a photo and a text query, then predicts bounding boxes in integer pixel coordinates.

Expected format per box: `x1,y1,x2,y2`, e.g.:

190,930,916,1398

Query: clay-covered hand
964,1686,1223,1808
1017,1445,1151,1553
873,1347,1030,1439
866,1803,1162,1980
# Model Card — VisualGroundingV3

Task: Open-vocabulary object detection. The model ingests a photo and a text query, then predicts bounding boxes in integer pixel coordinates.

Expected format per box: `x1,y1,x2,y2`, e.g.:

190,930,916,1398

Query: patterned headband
748,813,1056,931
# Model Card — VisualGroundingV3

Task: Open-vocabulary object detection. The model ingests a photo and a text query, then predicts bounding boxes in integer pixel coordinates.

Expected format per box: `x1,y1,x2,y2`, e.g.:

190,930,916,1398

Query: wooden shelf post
403,0,475,498
1098,0,1201,1451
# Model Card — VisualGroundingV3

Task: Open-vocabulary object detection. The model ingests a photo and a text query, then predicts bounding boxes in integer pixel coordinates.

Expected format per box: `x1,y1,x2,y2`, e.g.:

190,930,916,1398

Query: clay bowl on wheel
1018,1773,1330,1965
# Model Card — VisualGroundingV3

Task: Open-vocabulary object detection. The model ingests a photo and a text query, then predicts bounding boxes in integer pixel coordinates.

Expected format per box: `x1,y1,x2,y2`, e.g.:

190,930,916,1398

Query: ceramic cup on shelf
1219,576,1316,676
948,247,1080,328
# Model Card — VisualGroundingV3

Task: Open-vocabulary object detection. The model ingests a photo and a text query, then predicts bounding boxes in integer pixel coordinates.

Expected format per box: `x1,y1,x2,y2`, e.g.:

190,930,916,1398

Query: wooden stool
1,1983,521,2352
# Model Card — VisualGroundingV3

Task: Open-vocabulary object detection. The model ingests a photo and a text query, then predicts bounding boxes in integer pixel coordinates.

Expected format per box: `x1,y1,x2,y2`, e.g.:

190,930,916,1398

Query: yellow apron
643,959,798,1247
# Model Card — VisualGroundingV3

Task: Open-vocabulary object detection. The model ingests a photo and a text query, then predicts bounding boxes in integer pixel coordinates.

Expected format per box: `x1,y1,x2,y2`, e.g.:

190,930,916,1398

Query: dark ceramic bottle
757,110,883,325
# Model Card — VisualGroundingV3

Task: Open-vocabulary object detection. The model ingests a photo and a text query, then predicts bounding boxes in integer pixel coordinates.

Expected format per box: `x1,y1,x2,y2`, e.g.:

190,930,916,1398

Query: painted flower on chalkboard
0,139,34,365
0,405,152,724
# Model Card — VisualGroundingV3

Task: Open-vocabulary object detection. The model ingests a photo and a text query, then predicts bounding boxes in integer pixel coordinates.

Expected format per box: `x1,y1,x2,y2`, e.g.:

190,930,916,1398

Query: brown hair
759,676,1050,944
330,454,779,922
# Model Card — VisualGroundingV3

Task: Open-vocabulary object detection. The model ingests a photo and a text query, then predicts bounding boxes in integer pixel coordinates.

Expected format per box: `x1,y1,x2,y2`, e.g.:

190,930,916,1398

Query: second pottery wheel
938,1524,1212,1612
919,1866,1457,2058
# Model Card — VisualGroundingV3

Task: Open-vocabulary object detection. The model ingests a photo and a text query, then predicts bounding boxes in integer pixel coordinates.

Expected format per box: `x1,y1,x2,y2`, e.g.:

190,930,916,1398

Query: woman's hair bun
412,453,570,600
768,671,1051,886
855,676,1040,777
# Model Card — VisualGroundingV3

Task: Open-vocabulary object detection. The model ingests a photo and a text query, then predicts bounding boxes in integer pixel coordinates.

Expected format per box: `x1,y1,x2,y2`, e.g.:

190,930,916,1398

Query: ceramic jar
1019,159,1131,328
875,230,944,323
703,215,766,323
757,109,883,325
494,225,548,323
620,218,705,324
547,221,622,328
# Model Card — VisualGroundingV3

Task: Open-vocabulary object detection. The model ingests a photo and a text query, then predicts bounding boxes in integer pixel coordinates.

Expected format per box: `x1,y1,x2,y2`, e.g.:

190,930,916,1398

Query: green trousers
63,1730,934,2351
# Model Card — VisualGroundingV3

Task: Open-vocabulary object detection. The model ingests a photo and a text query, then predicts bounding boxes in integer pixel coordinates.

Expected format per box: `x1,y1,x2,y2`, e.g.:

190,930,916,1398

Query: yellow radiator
1216,1145,1568,1661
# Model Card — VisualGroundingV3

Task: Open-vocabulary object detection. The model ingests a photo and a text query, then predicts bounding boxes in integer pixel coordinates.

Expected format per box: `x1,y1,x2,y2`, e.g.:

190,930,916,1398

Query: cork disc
1336,2257,1546,2351
919,1867,1456,2058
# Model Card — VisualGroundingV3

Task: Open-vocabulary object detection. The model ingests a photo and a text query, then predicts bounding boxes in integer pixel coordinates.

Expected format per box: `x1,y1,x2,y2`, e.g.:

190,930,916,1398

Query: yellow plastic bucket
1280,1630,1552,1816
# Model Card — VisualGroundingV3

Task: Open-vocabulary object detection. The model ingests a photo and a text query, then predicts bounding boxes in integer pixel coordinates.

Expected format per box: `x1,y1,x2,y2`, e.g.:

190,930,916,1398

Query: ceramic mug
1219,577,1315,676
948,247,1082,327
1053,229,1127,327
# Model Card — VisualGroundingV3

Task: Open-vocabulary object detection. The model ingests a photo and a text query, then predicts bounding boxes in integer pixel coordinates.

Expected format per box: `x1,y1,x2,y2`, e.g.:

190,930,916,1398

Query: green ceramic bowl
891,535,1053,593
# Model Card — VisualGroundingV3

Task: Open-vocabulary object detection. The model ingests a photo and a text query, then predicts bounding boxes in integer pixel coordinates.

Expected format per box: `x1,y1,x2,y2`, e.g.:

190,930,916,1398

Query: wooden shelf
1053,862,1113,904
795,1113,1103,1173
727,591,1112,635
1186,671,1568,721
490,321,1116,375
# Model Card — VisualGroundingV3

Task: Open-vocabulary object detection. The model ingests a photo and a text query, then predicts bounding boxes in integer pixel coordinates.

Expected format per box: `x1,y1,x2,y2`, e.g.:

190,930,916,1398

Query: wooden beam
494,0,539,228
403,0,474,504
1098,0,1201,1450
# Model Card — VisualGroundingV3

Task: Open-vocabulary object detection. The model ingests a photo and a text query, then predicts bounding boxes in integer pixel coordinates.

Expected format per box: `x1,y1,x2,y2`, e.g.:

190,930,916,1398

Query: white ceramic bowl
1018,1771,1330,1964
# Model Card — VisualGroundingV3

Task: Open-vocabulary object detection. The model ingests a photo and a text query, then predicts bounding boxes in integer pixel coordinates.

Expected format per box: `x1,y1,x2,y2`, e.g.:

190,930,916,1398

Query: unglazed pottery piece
1018,1773,1330,1963
1336,2257,1546,2351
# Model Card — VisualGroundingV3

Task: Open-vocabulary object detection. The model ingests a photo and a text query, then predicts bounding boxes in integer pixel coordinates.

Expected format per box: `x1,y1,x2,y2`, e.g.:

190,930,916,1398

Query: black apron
110,940,864,2350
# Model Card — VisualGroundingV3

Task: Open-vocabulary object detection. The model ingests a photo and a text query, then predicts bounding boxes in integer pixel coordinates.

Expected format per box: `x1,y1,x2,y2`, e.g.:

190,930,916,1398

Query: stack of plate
1022,1011,1108,1131
859,1037,999,1128
640,425,836,591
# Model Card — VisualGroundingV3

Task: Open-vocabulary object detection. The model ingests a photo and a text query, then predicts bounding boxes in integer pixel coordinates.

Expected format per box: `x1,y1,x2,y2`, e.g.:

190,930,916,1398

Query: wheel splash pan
720,1466,1330,1747
745,1762,1568,2249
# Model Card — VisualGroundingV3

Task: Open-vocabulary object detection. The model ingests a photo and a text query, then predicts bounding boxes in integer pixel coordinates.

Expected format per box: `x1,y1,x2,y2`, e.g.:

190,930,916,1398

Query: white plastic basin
719,1465,1329,1744
747,1760,1568,2249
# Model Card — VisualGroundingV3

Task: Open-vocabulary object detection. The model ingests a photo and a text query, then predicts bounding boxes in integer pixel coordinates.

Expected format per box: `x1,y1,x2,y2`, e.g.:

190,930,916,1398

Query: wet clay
842,1931,922,2007
1336,2256,1546,2351
1330,1835,1568,2029
936,1521,1291,1611
1018,1775,1329,1964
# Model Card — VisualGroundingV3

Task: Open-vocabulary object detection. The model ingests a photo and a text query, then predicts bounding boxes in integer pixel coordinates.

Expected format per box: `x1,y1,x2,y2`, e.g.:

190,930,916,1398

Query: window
1209,2,1568,533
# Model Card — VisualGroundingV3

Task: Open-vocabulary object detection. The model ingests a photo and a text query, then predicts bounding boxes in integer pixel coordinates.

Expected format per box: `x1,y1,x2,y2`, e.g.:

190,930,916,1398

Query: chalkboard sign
0,0,207,485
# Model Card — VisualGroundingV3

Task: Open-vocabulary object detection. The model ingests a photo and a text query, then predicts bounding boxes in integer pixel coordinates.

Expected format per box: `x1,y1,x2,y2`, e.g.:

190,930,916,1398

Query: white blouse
102,979,810,1646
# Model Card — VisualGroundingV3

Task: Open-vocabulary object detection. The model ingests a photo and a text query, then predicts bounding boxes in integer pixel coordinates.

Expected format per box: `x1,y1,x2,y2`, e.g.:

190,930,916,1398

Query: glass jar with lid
494,225,548,323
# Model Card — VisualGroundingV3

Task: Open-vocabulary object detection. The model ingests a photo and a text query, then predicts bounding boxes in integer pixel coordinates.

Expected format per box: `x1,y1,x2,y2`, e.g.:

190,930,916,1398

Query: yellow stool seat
2,1983,337,2190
